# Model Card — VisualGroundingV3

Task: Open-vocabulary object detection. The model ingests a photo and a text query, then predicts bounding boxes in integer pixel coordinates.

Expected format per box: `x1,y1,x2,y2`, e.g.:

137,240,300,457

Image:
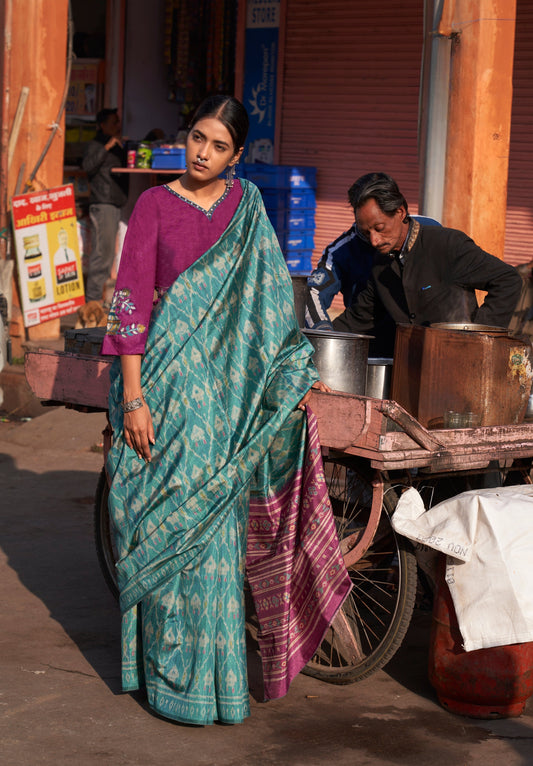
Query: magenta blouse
101,181,243,356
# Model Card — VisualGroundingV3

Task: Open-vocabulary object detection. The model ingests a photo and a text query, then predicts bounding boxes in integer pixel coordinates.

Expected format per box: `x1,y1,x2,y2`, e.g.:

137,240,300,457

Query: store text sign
12,184,85,327
243,0,280,164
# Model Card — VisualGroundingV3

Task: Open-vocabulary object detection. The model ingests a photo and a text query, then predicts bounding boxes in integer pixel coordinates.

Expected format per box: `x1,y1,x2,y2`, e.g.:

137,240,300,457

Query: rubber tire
94,466,119,601
302,458,418,684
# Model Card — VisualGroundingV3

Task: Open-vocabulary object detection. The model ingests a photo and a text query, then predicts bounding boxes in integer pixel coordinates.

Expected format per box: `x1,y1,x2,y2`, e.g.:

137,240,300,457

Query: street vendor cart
24,323,533,685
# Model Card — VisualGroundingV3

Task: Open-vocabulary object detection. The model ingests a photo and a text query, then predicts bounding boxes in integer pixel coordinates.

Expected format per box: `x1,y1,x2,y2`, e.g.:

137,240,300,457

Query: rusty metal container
390,324,533,427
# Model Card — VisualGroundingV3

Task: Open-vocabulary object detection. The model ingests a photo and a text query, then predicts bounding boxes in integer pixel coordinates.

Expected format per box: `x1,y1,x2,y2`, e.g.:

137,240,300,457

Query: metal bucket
366,357,393,399
291,274,309,328
302,328,372,394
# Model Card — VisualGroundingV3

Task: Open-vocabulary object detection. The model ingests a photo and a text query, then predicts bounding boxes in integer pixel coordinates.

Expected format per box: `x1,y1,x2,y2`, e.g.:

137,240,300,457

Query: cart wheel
94,467,119,601
302,457,417,684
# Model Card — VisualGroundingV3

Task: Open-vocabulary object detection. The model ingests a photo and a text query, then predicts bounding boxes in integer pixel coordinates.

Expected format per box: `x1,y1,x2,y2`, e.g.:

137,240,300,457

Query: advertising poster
12,184,85,328
242,0,280,164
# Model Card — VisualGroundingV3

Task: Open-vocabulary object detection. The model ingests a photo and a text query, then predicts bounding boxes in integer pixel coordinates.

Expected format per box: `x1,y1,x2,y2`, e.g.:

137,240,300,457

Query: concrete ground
1,399,533,765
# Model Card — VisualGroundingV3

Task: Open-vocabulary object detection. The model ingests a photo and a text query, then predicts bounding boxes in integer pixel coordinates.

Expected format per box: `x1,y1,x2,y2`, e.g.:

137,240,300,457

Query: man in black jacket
332,172,522,356
82,108,129,304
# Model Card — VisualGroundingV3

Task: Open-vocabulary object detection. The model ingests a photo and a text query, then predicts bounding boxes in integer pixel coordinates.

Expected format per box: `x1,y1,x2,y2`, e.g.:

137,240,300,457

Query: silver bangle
122,396,143,413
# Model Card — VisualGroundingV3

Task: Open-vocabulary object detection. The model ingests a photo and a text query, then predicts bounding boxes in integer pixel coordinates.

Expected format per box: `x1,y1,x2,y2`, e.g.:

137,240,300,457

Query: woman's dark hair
348,172,409,217
189,95,249,152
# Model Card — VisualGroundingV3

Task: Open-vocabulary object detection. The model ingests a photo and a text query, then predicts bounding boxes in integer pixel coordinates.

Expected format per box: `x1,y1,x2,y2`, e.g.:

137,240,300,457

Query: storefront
1,0,532,345
66,0,531,265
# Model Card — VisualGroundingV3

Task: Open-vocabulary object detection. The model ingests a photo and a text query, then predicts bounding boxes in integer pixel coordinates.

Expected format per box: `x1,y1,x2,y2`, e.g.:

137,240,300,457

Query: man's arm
305,258,341,328
448,231,522,328
332,276,377,334
82,141,107,177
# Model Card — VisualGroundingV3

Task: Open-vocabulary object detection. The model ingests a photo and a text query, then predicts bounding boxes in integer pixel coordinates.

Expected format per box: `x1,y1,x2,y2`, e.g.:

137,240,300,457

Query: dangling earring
226,164,236,188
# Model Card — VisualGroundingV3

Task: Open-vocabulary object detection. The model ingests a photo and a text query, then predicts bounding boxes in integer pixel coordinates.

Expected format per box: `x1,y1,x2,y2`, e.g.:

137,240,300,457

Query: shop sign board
242,0,281,164
66,59,103,119
12,184,85,327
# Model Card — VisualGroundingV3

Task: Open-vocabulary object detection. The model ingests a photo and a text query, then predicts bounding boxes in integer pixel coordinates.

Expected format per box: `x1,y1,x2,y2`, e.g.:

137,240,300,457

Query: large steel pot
303,328,372,394
366,357,393,399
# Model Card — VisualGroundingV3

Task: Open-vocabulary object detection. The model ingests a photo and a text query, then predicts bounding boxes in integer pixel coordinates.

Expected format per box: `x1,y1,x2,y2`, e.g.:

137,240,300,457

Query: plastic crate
244,164,317,190
289,167,317,189
281,230,315,251
284,252,313,273
287,210,316,230
151,147,186,169
265,207,287,231
288,189,316,209
244,164,292,188
261,189,289,209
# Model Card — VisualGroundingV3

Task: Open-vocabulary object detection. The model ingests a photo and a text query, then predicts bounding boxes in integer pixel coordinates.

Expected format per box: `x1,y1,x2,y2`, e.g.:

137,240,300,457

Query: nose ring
197,156,207,163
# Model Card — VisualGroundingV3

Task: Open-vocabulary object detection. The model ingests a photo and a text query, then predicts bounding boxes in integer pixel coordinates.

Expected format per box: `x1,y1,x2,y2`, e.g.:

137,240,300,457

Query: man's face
355,198,408,254
100,113,121,138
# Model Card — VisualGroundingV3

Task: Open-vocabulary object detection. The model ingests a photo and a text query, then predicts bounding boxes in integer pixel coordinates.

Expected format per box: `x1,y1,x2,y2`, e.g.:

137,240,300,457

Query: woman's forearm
120,354,143,402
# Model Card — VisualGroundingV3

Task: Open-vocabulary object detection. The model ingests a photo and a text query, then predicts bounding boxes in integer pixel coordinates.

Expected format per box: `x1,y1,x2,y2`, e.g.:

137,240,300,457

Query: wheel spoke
303,458,417,684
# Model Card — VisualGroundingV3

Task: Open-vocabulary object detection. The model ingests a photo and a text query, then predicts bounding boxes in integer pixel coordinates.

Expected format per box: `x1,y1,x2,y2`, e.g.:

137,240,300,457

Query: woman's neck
173,174,226,207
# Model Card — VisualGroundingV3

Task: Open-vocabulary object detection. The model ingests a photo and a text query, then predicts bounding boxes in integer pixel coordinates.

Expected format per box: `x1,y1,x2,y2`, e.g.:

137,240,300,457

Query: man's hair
348,172,409,217
96,107,118,126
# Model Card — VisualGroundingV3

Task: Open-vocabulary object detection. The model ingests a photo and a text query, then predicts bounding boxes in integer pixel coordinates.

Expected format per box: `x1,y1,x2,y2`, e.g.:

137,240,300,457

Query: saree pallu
107,180,351,725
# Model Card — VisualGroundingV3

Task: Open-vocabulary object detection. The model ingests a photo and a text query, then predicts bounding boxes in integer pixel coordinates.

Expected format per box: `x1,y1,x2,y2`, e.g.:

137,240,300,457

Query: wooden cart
24,342,533,684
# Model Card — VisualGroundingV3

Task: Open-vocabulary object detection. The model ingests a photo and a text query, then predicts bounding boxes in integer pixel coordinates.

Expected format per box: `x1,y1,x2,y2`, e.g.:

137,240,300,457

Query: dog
75,300,108,329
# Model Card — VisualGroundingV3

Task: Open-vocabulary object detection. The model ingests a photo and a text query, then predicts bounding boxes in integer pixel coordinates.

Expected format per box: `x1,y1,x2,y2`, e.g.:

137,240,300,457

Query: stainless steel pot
366,357,393,399
302,328,372,394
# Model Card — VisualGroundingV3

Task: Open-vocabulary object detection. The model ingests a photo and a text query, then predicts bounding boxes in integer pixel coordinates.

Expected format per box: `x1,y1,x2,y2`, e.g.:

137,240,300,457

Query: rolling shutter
279,0,424,294
505,0,533,267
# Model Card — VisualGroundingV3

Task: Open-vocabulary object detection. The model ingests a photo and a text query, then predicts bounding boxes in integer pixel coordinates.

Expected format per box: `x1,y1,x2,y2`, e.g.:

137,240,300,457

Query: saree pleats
107,180,350,725
247,409,351,700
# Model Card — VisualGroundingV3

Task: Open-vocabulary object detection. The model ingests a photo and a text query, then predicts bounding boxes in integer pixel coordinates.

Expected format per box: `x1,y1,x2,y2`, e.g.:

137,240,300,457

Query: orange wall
7,0,69,199
2,0,69,346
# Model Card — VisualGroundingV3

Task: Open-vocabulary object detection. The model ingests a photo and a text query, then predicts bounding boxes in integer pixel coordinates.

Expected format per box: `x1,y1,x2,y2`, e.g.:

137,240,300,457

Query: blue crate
288,189,316,209
244,164,292,188
151,147,186,169
265,207,287,231
289,166,317,189
261,189,289,209
244,164,317,190
287,210,316,230
285,252,313,273
282,230,315,251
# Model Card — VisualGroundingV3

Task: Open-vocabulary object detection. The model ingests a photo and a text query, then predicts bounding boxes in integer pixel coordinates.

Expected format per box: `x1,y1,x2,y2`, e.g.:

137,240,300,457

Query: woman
102,95,351,725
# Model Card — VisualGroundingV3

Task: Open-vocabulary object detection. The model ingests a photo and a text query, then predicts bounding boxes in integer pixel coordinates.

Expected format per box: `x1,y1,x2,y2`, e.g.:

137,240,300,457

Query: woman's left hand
298,380,331,410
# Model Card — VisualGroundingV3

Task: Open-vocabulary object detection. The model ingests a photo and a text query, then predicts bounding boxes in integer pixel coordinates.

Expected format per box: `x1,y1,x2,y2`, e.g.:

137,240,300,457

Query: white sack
392,485,533,651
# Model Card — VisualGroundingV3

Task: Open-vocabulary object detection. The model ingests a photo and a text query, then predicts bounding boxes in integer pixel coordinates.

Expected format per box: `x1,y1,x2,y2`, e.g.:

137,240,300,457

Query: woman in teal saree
101,96,351,725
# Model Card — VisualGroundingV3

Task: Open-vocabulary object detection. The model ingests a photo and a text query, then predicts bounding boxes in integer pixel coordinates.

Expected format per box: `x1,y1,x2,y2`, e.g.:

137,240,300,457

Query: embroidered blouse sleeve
101,189,159,355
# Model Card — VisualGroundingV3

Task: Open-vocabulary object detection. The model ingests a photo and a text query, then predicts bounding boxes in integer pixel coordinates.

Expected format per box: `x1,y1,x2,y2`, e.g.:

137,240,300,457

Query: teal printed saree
106,180,351,725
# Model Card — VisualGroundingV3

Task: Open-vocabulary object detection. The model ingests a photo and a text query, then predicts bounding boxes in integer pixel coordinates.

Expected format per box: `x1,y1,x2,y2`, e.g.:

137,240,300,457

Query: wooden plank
309,390,385,451
24,350,111,409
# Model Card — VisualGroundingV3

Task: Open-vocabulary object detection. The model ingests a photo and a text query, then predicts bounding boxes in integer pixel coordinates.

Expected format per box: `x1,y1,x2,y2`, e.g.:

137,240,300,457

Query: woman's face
185,117,243,184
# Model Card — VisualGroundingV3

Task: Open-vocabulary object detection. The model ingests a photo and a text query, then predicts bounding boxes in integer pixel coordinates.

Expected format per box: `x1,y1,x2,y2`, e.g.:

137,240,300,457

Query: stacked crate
243,164,317,273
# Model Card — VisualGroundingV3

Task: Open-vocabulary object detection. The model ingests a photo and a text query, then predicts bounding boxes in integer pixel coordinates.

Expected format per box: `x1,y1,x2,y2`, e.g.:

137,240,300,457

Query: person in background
101,95,348,726
82,108,129,305
330,172,522,356
305,184,440,334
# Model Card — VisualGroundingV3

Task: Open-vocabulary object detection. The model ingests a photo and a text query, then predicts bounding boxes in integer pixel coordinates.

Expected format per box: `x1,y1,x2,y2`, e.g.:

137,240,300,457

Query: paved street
1,406,533,766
